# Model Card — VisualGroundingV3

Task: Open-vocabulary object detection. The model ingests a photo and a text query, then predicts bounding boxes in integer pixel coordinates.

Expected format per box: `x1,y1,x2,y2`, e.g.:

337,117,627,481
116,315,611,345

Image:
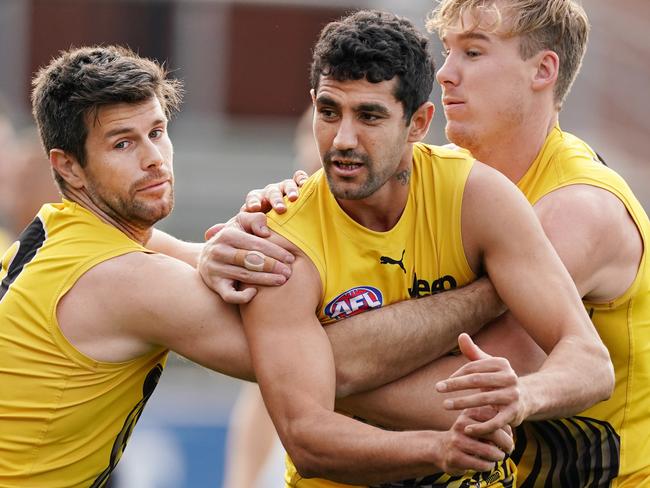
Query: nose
333,115,358,151
436,53,459,88
141,138,164,170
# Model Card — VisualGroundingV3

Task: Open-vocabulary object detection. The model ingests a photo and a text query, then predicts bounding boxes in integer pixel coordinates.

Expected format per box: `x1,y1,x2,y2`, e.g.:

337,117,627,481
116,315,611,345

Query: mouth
442,98,465,107
137,179,170,192
332,160,363,170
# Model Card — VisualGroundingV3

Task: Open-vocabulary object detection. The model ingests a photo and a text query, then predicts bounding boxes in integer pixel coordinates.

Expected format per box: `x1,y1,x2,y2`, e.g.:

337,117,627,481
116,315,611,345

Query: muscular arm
143,222,506,398
58,251,254,381
328,276,503,396
533,184,643,302
240,236,509,483
339,165,616,431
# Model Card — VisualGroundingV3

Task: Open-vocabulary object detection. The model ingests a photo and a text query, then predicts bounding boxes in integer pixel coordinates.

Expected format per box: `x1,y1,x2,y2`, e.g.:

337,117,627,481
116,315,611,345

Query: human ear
407,102,435,143
50,149,85,189
532,50,559,91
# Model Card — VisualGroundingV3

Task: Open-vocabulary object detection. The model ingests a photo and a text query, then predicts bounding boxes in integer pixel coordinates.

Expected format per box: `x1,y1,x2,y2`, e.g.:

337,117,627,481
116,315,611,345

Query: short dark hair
31,45,183,188
310,10,435,122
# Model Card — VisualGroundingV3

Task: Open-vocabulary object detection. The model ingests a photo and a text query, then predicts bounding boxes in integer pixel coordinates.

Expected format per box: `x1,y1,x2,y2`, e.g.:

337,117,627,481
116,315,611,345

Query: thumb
458,333,490,362
238,212,270,237
205,223,226,240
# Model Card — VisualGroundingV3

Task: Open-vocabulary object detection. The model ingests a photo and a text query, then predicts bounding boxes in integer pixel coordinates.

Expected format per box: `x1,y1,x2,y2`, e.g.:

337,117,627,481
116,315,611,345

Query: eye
466,49,481,58
114,140,130,150
149,128,164,139
360,112,380,123
318,107,338,120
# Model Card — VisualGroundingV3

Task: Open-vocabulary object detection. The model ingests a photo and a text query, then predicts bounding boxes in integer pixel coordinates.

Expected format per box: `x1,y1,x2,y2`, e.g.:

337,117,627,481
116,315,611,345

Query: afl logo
324,286,383,320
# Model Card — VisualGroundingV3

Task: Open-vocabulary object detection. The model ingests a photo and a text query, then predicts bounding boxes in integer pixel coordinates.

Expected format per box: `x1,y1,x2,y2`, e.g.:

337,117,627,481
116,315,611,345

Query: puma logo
380,249,406,274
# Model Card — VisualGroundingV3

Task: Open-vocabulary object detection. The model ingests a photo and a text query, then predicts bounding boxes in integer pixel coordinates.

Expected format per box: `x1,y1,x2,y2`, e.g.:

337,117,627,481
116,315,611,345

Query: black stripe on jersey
0,217,46,302
374,458,515,487
513,416,619,488
91,363,164,488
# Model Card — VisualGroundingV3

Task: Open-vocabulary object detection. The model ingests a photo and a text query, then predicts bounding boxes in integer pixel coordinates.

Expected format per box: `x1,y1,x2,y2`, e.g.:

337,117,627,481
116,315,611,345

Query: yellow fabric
512,126,650,487
0,200,168,488
269,143,515,488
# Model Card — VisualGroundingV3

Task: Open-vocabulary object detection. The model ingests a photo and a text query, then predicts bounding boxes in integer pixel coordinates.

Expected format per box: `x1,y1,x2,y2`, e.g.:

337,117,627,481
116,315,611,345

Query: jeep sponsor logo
324,286,383,320
408,272,457,298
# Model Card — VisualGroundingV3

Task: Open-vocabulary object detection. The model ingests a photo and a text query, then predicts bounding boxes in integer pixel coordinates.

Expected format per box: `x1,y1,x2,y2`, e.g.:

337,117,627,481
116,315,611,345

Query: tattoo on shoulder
395,169,411,185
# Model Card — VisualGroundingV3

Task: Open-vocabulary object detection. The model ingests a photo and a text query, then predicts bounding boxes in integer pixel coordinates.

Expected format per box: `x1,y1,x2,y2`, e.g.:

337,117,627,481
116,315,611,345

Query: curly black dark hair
31,45,183,188
310,10,435,123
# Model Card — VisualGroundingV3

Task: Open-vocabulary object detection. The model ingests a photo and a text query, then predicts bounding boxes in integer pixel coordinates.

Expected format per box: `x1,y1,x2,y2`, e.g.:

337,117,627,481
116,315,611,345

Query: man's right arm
239,237,512,483
327,276,503,396
199,221,505,397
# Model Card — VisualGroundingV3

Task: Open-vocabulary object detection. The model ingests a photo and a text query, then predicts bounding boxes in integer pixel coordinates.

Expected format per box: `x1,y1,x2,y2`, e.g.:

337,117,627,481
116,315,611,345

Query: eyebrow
442,31,492,44
315,95,340,109
316,96,390,115
104,118,166,139
356,103,390,116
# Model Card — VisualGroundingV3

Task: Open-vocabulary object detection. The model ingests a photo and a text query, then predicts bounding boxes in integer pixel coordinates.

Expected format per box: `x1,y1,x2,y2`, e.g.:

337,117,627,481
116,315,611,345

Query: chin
133,198,174,227
445,124,476,153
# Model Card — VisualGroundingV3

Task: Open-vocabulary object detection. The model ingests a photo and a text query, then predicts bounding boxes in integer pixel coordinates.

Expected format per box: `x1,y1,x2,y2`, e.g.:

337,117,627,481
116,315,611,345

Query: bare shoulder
75,250,197,303
535,184,635,234
464,160,527,205
534,184,643,301
58,251,210,362
250,230,322,304
462,161,536,234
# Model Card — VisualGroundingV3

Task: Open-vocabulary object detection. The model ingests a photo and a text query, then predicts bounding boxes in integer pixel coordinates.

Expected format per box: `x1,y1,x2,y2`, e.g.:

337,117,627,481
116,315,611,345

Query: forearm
336,354,466,431
285,407,447,484
146,228,203,266
328,277,504,397
521,335,614,420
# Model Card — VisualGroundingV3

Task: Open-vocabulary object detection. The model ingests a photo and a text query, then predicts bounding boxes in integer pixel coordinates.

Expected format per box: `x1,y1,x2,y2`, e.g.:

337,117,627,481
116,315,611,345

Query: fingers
441,406,513,474
204,222,226,240
436,357,516,391
219,217,293,265
442,386,520,411
243,173,308,215
283,177,300,202
458,332,490,362
446,449,503,474
200,234,293,289
460,406,514,453
443,430,508,473
293,169,309,187
244,189,268,213
216,281,258,305
236,212,271,237
264,183,288,213
465,408,518,436
234,249,277,273
481,425,515,454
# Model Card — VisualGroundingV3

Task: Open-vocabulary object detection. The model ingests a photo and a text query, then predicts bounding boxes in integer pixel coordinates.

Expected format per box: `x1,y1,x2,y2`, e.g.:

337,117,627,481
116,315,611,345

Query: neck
337,155,412,232
62,188,153,245
469,110,559,184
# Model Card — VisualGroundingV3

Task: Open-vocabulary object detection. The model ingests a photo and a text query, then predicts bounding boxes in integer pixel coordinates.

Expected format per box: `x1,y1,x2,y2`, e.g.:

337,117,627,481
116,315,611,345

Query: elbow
600,347,615,401
282,423,329,479
280,415,336,478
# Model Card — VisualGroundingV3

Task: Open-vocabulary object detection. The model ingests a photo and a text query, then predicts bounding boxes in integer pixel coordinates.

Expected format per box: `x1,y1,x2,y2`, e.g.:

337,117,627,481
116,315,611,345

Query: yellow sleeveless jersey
0,200,168,488
268,143,516,488
510,126,650,487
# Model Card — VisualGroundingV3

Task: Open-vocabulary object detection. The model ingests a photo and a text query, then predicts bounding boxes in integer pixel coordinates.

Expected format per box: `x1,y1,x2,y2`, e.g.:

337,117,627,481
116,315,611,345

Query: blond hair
427,0,589,109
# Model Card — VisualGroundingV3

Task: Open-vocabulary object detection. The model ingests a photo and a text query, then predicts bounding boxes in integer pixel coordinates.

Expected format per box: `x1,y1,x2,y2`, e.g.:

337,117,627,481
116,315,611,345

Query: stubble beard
88,182,174,230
